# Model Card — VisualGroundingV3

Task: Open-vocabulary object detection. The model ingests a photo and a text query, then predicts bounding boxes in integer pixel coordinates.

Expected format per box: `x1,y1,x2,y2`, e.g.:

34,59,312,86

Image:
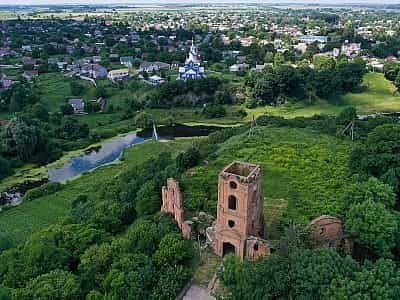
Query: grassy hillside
0,138,196,248
181,127,354,240
248,72,400,118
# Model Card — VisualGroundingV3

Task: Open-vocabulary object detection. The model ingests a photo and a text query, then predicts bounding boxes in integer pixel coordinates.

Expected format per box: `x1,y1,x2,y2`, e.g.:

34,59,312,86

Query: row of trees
221,248,400,299
246,57,366,107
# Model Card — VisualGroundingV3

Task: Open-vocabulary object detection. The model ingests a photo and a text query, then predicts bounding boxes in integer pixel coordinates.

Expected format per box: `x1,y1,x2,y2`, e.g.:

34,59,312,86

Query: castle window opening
228,195,237,210
229,181,238,189
228,220,235,228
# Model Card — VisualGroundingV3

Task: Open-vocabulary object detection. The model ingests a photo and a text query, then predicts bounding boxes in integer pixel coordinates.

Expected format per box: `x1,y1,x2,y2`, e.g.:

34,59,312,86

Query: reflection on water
47,125,220,182
48,133,145,182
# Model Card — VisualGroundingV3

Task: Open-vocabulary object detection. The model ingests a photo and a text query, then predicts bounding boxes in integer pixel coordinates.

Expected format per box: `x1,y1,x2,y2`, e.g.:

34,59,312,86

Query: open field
255,72,400,118
0,138,196,248
181,127,354,240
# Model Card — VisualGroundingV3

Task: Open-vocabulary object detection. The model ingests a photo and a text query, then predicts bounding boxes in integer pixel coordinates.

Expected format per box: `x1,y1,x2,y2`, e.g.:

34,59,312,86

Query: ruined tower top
220,161,261,184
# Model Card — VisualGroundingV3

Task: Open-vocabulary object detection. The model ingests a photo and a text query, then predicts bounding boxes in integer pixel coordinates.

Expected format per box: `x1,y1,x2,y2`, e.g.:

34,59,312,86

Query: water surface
48,124,220,182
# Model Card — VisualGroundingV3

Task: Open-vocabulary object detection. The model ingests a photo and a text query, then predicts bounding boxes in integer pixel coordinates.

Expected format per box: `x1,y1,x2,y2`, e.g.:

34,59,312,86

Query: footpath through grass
0,139,196,248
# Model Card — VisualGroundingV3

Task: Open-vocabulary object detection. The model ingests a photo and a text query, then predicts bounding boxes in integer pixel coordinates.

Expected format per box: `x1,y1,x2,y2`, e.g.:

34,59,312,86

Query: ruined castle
161,160,351,259
161,161,271,260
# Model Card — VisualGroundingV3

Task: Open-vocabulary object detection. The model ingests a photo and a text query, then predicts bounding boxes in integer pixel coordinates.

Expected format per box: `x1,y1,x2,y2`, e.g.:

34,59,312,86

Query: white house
107,69,129,82
229,63,249,72
147,75,165,85
341,41,362,58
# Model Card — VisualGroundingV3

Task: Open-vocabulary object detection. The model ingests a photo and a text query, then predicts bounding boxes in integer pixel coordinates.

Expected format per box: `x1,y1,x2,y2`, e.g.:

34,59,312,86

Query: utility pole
249,115,257,137
342,118,355,141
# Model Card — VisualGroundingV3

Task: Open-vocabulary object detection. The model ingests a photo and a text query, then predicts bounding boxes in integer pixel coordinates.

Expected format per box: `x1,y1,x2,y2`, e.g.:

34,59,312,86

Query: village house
87,64,107,79
229,63,249,72
23,70,38,80
0,76,16,89
107,69,129,82
139,61,171,73
299,35,328,50
147,75,165,85
23,57,36,65
68,98,85,114
120,56,134,68
341,41,362,57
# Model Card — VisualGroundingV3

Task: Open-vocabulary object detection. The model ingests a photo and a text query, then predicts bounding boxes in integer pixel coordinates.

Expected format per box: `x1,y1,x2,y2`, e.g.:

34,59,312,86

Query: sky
1,0,400,5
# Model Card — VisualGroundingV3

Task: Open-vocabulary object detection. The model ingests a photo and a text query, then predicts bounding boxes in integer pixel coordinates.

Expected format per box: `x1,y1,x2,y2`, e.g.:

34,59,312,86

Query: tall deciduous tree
325,259,400,299
345,199,398,258
350,124,400,194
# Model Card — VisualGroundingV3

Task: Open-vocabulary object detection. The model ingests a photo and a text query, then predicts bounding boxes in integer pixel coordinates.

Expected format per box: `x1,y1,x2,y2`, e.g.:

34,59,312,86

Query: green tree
337,106,357,125
28,103,49,122
345,199,398,258
150,265,191,300
176,147,201,172
153,233,194,269
135,180,161,217
70,81,85,96
350,124,400,194
5,117,40,161
60,104,74,115
0,156,12,180
288,248,358,298
325,259,400,299
78,243,115,291
340,177,396,209
134,112,153,129
21,270,81,300
273,52,285,66
395,73,400,93
383,61,400,81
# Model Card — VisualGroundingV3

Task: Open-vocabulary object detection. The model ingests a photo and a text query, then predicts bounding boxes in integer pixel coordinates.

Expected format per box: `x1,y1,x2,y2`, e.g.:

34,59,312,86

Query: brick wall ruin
162,178,185,230
310,215,353,255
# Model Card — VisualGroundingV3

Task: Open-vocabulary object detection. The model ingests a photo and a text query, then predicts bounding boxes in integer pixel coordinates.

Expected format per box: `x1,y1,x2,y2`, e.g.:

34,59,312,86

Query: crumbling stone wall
310,215,353,255
162,178,184,229
246,237,271,259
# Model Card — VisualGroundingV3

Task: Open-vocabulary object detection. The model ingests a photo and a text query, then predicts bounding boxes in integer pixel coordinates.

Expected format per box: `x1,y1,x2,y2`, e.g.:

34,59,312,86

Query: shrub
23,182,63,202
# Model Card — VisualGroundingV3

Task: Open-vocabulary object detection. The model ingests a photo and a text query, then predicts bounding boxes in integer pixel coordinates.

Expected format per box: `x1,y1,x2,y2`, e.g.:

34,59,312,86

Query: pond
47,124,221,182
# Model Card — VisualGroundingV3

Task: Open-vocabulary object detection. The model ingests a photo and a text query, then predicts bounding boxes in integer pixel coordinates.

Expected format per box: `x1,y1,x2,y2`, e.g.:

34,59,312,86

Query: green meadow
247,72,400,118
181,127,354,240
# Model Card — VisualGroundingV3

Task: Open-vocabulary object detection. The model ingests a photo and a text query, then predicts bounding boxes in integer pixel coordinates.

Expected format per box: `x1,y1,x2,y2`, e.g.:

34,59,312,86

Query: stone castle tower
214,161,269,258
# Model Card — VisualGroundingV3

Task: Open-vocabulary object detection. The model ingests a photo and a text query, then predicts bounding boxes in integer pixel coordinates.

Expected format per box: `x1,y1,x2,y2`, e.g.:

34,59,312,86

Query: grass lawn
253,72,400,118
0,138,196,248
36,73,72,112
181,127,354,240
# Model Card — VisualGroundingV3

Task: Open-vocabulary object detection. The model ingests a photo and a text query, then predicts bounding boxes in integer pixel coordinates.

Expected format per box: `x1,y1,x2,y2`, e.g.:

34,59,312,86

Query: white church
178,40,205,81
